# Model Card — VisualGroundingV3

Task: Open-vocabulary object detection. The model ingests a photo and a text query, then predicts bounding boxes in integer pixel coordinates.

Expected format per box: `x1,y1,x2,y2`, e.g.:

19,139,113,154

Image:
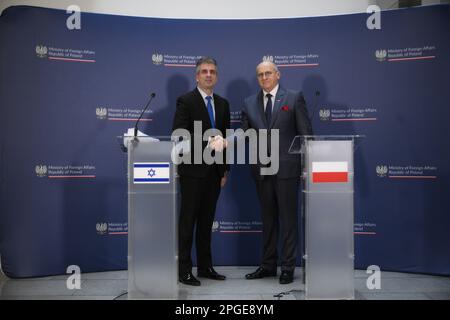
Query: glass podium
289,135,363,300
124,135,178,299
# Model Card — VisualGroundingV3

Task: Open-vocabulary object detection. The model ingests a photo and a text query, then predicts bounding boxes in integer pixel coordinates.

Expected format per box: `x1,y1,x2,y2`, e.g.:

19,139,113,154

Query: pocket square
281,105,290,111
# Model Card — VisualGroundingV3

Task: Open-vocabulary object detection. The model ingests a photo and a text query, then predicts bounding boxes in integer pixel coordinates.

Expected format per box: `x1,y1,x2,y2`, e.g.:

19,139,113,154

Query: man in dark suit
172,57,230,286
242,61,313,284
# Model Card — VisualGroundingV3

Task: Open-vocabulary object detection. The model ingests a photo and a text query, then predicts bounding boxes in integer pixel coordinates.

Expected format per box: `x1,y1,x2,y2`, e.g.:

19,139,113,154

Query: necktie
265,93,272,125
206,96,215,128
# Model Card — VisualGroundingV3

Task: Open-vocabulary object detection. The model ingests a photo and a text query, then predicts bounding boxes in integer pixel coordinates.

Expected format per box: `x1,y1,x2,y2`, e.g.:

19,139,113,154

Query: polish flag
312,161,348,183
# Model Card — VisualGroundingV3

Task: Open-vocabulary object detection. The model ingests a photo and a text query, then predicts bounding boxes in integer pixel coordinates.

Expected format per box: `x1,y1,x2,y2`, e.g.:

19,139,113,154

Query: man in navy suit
242,61,313,284
172,57,230,286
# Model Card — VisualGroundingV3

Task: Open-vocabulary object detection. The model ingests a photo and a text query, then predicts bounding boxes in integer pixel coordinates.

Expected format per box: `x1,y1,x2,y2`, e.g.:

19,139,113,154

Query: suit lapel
256,91,269,128
213,94,222,130
269,87,286,129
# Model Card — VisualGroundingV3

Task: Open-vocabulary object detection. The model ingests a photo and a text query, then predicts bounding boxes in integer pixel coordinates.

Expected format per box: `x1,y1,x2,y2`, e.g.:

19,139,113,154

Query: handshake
208,135,228,152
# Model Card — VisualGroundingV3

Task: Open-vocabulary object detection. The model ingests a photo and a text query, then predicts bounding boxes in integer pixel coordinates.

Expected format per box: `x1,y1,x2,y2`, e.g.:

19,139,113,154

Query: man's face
196,63,218,91
256,63,280,92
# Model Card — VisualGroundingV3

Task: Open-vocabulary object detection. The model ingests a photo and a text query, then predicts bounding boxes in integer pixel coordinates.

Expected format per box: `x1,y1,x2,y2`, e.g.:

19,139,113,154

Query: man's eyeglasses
257,71,274,78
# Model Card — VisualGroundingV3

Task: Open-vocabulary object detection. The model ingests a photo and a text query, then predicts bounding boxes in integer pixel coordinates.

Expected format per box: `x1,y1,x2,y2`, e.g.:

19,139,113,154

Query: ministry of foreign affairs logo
319,109,331,121
96,223,108,235
212,221,219,232
35,165,47,177
262,55,274,62
376,165,388,177
96,107,107,119
375,49,387,62
152,53,163,65
36,45,48,58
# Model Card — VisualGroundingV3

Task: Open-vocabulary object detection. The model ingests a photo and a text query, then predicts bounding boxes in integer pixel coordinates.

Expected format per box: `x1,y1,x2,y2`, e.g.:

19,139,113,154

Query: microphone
310,90,320,121
134,92,156,138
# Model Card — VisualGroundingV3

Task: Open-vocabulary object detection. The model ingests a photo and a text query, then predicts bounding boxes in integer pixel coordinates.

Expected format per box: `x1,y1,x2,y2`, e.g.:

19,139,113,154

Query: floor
0,267,449,300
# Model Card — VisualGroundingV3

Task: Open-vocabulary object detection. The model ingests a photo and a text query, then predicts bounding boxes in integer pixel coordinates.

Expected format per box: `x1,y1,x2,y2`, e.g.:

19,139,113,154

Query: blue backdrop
0,5,449,278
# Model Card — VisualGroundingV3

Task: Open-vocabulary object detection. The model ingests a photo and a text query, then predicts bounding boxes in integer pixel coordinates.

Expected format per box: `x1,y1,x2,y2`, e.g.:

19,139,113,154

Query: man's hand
209,135,228,152
221,174,228,187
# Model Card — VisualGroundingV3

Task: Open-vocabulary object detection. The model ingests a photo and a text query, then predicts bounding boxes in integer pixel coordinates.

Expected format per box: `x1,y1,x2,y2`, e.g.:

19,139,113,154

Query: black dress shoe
245,267,277,280
179,271,201,286
197,267,226,280
279,270,294,284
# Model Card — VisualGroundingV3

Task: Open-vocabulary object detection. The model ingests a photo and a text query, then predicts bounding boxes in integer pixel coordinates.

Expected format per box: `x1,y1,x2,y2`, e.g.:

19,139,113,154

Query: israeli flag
133,162,170,184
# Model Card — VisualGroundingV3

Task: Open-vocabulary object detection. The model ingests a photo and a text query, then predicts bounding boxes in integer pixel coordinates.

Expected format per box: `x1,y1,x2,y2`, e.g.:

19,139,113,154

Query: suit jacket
241,86,313,180
172,88,230,178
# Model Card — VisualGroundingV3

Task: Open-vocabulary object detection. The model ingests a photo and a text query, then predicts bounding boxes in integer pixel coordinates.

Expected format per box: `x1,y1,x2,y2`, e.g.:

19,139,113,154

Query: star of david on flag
133,163,170,184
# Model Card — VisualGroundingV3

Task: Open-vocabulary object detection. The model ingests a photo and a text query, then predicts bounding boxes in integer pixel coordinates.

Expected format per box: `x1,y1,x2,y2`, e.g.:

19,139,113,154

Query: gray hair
196,56,218,73
256,61,279,73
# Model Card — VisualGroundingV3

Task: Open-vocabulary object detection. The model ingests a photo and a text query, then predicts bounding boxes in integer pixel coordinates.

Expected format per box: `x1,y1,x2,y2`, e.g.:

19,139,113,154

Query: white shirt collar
197,87,214,101
263,84,279,98
197,87,216,120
